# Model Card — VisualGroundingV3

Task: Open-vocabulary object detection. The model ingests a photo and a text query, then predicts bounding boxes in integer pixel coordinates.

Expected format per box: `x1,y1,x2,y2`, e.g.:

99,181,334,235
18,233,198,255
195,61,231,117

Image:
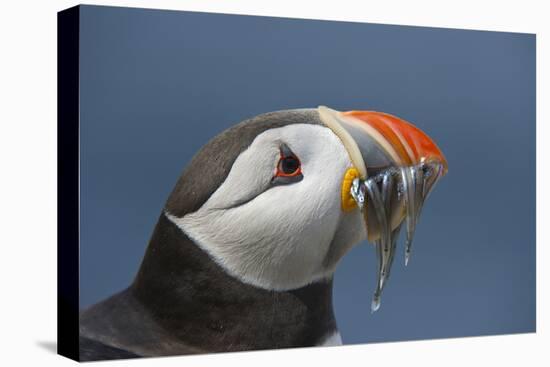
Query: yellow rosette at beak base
341,167,361,212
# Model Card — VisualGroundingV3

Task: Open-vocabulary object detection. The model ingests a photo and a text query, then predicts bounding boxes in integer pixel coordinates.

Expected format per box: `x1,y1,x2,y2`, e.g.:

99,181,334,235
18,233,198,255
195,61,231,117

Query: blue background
79,5,536,344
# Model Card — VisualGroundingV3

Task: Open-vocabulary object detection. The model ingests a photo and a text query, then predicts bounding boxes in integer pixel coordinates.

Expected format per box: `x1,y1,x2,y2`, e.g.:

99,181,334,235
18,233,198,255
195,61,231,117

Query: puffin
79,106,447,361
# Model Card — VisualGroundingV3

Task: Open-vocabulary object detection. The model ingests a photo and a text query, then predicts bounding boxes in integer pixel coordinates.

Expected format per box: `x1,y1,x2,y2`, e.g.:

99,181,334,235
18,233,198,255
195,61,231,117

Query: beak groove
343,109,448,174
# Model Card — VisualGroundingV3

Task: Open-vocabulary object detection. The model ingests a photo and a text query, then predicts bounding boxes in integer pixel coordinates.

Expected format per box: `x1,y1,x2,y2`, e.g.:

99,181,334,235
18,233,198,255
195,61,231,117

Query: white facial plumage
167,123,367,291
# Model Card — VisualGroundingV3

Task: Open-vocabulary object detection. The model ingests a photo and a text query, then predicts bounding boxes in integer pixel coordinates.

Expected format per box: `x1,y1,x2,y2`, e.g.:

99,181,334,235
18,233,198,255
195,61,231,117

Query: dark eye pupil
281,157,299,174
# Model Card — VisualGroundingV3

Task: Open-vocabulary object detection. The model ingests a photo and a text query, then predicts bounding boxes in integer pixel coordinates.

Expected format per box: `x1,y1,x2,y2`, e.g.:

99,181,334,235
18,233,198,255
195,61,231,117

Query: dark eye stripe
280,143,295,158
271,174,303,186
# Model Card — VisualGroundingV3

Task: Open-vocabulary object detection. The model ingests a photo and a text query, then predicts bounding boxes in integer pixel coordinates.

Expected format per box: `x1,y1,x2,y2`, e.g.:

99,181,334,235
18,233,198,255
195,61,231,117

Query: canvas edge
57,4,81,362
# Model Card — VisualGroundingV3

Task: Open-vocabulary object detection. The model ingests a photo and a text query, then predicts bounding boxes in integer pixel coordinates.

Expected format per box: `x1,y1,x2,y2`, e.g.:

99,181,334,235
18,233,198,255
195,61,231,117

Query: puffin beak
340,109,448,175
318,106,448,311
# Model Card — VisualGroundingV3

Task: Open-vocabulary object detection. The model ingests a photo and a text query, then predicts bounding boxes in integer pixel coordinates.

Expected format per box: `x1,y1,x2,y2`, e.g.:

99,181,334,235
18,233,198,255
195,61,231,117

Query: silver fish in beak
319,106,448,312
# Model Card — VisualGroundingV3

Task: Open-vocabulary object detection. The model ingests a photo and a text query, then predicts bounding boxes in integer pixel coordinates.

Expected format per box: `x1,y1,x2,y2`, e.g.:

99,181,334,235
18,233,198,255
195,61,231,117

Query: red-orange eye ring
276,156,301,177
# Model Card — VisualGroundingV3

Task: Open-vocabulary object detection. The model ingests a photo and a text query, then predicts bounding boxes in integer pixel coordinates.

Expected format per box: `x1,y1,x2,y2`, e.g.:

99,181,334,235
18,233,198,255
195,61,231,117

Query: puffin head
164,106,447,306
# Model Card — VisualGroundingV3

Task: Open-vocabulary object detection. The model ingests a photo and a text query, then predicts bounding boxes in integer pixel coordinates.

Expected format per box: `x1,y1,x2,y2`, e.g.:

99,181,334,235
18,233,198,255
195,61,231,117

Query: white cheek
203,137,279,210
168,124,359,290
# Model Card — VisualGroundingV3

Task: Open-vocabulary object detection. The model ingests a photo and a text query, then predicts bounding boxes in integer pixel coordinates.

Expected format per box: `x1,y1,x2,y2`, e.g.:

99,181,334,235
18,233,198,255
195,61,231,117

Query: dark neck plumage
131,213,338,352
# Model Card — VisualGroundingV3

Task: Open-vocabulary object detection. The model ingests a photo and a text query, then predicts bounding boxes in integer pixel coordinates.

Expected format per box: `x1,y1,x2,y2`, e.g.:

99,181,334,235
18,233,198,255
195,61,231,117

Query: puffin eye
279,156,300,175
271,144,303,185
